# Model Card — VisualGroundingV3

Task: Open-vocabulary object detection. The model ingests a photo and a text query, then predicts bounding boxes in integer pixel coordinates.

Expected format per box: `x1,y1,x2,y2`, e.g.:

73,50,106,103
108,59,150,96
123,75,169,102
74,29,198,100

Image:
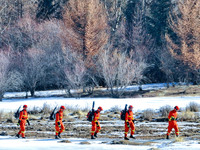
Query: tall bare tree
98,48,147,97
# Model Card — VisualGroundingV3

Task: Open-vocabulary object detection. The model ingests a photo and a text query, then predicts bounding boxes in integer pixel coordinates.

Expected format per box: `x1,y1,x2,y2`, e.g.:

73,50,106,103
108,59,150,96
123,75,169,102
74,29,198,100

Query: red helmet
23,105,28,108
60,106,66,110
129,105,133,109
174,106,179,110
98,106,103,111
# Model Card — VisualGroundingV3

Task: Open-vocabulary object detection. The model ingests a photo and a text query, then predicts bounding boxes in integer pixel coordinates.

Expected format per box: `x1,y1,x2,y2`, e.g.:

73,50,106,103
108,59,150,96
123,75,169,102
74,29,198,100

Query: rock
0,131,8,136
58,140,71,143
80,141,91,145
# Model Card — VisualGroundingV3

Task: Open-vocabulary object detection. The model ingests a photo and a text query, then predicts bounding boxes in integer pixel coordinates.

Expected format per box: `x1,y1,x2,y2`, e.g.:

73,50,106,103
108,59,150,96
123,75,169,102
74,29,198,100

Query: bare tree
166,0,200,83
59,46,87,97
20,48,47,97
0,52,9,100
0,51,22,101
98,48,147,97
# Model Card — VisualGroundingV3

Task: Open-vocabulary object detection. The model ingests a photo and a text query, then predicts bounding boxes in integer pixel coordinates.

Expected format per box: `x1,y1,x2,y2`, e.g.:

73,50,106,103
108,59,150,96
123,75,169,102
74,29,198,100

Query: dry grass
174,137,185,143
142,85,200,97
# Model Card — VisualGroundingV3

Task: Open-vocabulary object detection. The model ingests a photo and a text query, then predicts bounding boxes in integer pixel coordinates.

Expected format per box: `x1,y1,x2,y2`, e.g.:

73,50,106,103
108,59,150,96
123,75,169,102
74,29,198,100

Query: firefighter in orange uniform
91,106,103,139
166,106,180,139
124,105,135,140
55,106,66,139
16,105,30,138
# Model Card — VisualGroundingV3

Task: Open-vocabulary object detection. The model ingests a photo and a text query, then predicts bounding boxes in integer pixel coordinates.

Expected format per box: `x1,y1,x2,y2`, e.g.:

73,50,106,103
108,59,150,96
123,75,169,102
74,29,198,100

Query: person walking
124,105,135,140
55,106,66,139
166,106,180,139
91,106,103,139
16,105,30,138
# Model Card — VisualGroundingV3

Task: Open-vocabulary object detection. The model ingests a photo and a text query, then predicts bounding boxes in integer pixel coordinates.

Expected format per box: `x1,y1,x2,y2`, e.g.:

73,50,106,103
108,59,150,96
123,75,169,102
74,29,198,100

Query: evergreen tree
36,0,68,21
146,0,172,47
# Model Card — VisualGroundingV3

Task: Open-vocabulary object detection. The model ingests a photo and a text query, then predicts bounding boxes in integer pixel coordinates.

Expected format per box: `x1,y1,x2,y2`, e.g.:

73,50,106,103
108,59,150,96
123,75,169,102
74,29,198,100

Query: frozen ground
1,86,200,149
1,96,200,113
0,136,199,150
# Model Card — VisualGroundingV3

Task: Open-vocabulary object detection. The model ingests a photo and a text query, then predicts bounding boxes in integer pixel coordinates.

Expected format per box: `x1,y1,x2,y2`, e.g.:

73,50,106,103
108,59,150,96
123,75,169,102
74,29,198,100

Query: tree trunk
67,89,73,97
138,85,143,91
0,93,3,101
30,88,35,97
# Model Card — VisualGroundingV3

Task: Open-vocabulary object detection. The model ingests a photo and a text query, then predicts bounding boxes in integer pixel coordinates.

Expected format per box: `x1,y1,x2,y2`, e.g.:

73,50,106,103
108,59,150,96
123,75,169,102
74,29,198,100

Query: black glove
17,120,21,126
132,120,135,123
126,122,130,127
171,117,175,121
27,120,30,126
57,121,61,127
96,122,99,126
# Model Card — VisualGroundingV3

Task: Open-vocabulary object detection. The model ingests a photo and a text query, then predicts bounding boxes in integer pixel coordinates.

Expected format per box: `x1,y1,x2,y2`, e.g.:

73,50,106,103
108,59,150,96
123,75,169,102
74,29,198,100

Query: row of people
16,104,180,140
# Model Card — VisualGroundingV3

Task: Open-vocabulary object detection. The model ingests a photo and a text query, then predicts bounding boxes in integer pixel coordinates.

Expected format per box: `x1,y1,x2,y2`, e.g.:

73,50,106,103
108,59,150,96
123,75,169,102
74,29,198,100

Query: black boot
176,134,179,137
124,137,129,140
22,137,26,139
16,134,20,138
94,132,97,138
91,135,95,139
166,135,169,139
55,135,59,139
58,132,61,138
130,135,135,139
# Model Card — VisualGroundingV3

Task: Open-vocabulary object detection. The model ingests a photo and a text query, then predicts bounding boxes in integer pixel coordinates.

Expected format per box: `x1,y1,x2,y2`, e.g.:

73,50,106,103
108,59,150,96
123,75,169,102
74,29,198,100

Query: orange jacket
125,110,134,122
168,110,177,121
93,111,100,122
55,110,63,123
19,109,28,121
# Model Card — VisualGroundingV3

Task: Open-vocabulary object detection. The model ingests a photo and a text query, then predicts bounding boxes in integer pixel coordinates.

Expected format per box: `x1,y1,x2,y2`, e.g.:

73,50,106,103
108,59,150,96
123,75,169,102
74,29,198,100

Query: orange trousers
91,121,101,135
55,122,65,135
167,121,179,136
18,121,26,138
125,121,135,137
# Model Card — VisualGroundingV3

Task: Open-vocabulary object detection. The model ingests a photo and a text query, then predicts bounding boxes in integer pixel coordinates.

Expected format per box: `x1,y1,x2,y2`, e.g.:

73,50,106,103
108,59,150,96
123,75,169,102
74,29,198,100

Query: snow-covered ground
1,96,200,113
0,136,199,150
1,85,200,150
3,83,188,99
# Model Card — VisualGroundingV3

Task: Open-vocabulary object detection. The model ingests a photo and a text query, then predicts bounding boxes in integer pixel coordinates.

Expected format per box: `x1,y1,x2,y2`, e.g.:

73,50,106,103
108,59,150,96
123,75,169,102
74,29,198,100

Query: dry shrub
40,103,52,115
28,106,40,114
4,111,15,123
109,105,122,112
142,109,155,121
0,110,3,121
178,110,198,121
186,102,200,112
159,105,173,117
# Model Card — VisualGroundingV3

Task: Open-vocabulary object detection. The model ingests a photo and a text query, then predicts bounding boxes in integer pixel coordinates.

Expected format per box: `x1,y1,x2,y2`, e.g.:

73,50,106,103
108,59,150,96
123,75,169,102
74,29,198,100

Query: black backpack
50,106,57,120
14,106,21,119
87,101,95,122
120,104,127,120
87,110,94,122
